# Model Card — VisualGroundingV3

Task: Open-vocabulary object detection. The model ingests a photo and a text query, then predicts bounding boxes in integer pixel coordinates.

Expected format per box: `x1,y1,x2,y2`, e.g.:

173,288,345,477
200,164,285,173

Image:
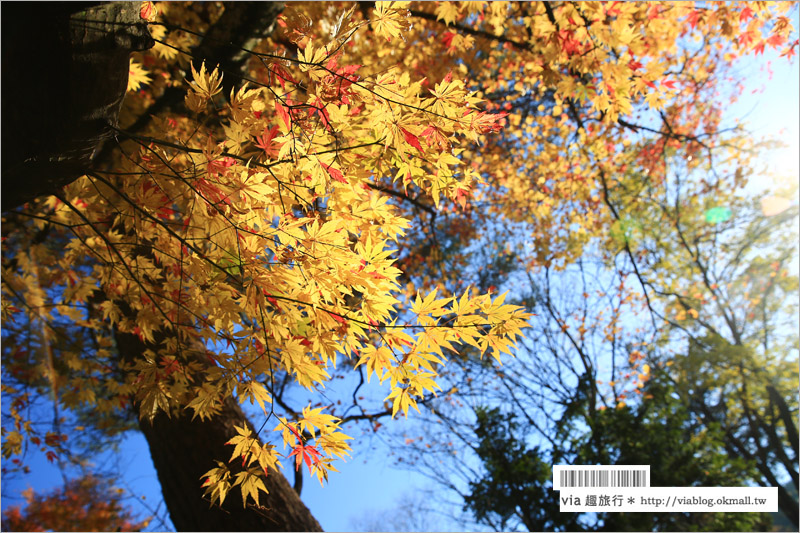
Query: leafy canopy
1,0,797,514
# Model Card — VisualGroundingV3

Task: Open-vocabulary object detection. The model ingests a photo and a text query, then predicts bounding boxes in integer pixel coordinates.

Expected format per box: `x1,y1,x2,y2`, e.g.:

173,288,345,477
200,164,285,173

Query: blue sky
2,18,799,533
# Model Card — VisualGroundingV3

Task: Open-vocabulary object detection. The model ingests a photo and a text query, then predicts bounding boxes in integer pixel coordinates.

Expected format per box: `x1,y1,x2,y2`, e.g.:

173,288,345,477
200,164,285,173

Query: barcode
559,469,648,488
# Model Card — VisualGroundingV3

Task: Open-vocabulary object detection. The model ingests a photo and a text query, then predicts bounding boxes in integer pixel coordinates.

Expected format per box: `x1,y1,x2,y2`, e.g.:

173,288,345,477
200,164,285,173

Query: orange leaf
276,101,291,130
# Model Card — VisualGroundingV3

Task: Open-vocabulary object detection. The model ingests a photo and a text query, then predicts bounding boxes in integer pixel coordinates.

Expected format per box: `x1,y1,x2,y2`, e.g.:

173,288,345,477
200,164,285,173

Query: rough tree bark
4,2,322,530
1,2,153,212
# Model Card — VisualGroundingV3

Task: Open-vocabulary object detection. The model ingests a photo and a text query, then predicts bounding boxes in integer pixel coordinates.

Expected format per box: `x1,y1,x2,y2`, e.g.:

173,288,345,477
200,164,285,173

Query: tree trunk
0,1,284,212
1,2,153,212
115,330,323,532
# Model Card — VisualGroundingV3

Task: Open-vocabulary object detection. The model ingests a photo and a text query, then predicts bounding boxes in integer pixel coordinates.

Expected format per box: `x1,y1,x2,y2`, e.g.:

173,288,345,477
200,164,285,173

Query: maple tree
1,1,797,531
2,1,530,529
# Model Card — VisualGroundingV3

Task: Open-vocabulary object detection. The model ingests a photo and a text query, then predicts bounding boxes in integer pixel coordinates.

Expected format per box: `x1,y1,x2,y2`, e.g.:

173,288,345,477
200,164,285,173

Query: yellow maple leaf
188,61,223,99
127,58,151,92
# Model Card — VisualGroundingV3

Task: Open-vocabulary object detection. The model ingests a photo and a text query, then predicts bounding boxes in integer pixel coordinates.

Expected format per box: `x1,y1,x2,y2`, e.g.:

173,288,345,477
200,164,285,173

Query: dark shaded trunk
1,1,284,212
115,329,323,532
1,2,153,211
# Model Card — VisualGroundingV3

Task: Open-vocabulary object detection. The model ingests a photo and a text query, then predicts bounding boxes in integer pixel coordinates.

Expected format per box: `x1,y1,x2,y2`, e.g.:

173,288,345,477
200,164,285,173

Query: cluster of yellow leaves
340,1,796,278
200,424,281,507
372,2,413,41
203,405,357,507
185,61,223,112
1,1,532,509
357,289,528,418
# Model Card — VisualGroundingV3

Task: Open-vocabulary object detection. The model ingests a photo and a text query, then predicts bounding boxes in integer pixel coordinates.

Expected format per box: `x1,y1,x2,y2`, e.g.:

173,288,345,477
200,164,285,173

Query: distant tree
463,406,577,532
1,475,149,532
461,368,771,532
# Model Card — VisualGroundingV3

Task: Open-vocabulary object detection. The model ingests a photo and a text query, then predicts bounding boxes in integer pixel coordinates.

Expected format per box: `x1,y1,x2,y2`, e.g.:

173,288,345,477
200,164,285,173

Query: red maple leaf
288,443,323,474
195,175,232,205
400,127,424,153
441,31,456,51
454,188,469,210
766,33,785,49
686,10,702,30
339,64,361,78
269,62,296,90
738,30,756,48
310,97,332,130
318,63,361,104
605,1,622,18
159,358,182,377
206,156,235,178
295,336,312,347
325,54,339,71
320,162,347,183
254,126,282,158
420,125,451,152
471,111,508,134
739,6,754,24
328,311,347,324
558,30,582,56
661,79,676,89
140,1,157,21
